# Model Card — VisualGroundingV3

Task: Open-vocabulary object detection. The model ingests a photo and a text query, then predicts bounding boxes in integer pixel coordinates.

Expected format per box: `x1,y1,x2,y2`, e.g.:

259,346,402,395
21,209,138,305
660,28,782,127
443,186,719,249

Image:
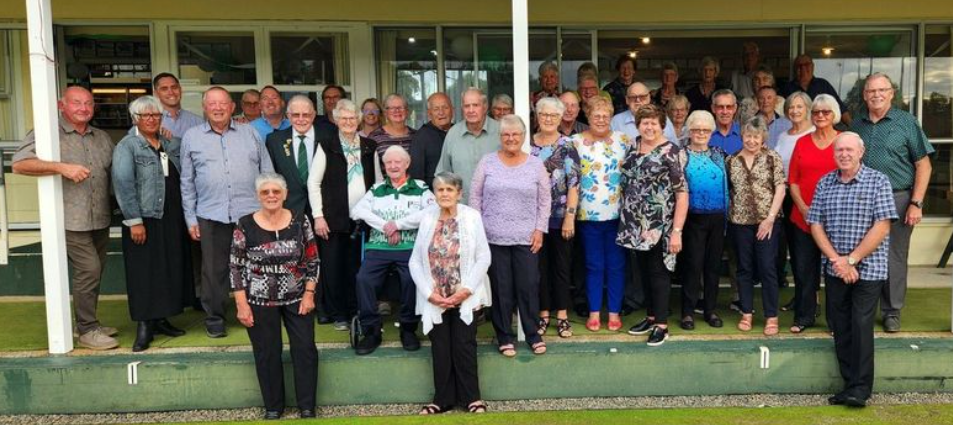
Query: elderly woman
531,97,581,338
618,104,688,346
112,95,192,351
604,55,638,114
652,62,681,109
490,94,515,121
308,99,378,331
370,93,415,166
558,90,589,137
358,98,383,138
727,117,786,336
570,97,629,332
410,171,491,415
532,62,560,106
679,110,729,329
686,57,726,113
350,146,435,355
786,93,841,333
231,173,319,420
666,95,691,146
470,115,551,357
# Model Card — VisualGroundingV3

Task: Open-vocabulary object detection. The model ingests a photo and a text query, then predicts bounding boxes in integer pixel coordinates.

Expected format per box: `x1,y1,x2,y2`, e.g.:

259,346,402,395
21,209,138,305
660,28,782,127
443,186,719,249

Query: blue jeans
579,220,626,314
731,222,780,317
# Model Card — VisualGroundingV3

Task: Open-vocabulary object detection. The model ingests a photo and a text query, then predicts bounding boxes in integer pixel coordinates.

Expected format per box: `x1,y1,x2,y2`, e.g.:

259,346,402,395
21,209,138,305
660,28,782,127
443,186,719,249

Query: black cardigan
318,130,377,233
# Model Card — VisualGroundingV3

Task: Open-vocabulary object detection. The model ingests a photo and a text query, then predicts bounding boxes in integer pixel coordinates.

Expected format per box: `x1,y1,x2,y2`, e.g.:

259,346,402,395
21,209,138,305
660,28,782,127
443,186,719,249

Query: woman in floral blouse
727,117,786,336
617,104,688,347
531,97,581,339
571,97,629,333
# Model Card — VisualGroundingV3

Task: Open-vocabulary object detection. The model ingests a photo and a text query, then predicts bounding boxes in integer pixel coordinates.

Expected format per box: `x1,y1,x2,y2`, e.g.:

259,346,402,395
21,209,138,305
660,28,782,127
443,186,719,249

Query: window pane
924,25,953,139
926,143,953,217
376,28,437,129
176,31,256,85
561,33,592,90
444,28,478,121
271,32,349,86
805,30,916,117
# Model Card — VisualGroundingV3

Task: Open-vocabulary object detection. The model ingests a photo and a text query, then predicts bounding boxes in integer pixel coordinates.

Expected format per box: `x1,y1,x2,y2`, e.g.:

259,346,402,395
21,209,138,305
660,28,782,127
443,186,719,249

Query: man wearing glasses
609,82,678,144
781,54,849,125
851,72,934,333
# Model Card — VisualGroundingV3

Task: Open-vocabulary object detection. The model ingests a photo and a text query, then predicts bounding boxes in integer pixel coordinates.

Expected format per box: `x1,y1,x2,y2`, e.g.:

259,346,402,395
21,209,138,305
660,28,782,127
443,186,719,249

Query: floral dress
571,131,630,222
616,140,687,271
531,135,581,229
429,217,462,298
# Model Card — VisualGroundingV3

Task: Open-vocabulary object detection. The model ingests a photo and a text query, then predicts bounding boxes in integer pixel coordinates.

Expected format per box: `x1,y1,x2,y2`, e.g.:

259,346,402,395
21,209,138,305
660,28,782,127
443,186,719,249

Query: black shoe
780,298,795,312
679,316,695,331
132,321,154,352
263,410,283,420
355,331,382,355
154,319,186,337
205,325,226,339
828,392,848,405
883,316,901,333
704,313,724,328
400,324,421,351
646,326,669,347
843,395,867,408
628,317,655,335
299,409,316,418
317,315,334,325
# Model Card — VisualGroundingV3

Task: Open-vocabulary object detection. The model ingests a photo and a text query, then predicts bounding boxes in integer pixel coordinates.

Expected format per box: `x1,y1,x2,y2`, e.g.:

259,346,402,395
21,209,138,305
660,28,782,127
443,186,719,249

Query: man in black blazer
265,95,323,216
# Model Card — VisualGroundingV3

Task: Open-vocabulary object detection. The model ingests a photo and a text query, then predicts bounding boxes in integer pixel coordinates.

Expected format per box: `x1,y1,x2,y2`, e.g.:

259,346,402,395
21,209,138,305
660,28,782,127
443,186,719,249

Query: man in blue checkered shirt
807,132,897,408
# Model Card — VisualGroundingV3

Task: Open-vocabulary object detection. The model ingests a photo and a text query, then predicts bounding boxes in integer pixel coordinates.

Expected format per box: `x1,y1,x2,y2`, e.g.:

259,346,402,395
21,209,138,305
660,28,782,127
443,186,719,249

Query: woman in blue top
680,110,729,330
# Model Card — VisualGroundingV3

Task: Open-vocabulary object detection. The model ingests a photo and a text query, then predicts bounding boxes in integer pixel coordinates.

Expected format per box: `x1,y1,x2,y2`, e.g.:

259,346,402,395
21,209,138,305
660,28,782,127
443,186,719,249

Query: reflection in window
561,33,592,91
176,32,256,85
805,30,916,117
271,33,349,86
924,25,953,139
377,28,437,128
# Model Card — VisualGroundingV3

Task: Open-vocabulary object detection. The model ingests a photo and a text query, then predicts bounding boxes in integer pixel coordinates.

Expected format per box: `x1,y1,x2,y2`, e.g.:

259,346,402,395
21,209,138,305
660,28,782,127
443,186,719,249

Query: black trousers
356,249,418,332
198,218,235,329
826,275,884,400
318,231,361,323
488,244,542,346
428,308,481,408
539,230,573,312
731,222,781,317
633,243,672,324
789,227,821,326
246,302,318,412
681,213,725,317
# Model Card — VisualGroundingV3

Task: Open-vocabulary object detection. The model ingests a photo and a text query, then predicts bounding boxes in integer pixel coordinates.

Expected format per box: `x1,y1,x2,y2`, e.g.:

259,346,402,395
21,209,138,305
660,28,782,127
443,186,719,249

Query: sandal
764,317,779,336
531,341,547,355
607,317,623,332
419,404,447,415
586,317,601,332
556,318,573,338
467,400,488,413
498,343,516,358
737,314,753,332
537,316,551,336
790,323,808,334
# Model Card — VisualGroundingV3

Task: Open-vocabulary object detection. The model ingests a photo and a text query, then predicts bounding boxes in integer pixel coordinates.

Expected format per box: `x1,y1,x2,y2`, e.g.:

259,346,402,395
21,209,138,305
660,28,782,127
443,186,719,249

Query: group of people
11,43,933,415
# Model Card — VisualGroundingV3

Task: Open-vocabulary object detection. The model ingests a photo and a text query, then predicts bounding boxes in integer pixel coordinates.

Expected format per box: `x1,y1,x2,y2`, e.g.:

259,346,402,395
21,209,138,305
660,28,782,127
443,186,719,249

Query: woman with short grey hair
666,95,691,145
112,94,192,352
686,56,726,113
491,94,515,120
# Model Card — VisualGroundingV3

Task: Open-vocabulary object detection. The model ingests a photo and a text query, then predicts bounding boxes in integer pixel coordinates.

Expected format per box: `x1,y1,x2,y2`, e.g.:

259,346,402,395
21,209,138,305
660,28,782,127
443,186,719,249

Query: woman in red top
787,93,841,333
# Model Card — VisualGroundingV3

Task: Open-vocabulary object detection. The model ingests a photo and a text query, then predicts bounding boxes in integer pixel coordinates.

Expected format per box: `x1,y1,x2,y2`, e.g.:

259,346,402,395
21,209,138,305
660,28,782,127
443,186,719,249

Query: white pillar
26,0,74,354
512,0,531,153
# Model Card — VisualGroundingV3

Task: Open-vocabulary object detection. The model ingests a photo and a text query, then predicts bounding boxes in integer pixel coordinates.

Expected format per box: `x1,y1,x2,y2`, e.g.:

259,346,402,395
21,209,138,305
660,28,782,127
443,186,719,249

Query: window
924,25,953,139
271,32,349,87
176,31,257,85
376,28,437,128
560,32,593,91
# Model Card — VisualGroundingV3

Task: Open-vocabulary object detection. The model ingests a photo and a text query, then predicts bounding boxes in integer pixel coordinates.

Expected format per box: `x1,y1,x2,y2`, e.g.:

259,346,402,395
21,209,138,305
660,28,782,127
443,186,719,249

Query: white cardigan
409,204,492,335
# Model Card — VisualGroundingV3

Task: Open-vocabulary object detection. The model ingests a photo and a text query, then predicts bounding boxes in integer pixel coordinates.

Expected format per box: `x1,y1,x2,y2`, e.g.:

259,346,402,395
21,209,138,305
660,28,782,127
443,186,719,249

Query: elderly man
781,54,849,123
234,89,261,123
757,86,792,150
575,74,601,125
808,132,897,408
435,87,500,203
12,87,119,350
709,89,743,154
410,92,453,189
851,73,934,332
731,42,762,99
265,95,323,216
150,73,204,138
181,86,274,338
609,82,678,143
250,86,291,141
316,84,345,133
490,94,514,120
351,146,435,355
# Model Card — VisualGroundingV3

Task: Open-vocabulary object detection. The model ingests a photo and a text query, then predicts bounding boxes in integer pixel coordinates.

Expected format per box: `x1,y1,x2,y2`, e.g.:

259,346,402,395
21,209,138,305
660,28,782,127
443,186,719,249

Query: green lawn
162,404,953,425
1,287,949,352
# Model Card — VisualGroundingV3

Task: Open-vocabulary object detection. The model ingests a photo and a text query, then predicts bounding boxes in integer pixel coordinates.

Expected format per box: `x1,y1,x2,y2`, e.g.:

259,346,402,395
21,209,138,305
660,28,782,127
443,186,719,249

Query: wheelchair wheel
349,315,362,348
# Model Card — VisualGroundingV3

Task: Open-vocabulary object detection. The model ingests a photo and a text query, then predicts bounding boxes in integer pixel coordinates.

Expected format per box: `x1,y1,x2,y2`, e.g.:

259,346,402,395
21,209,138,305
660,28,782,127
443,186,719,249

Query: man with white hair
808,132,896,408
410,92,454,189
435,87,500,203
265,95,324,216
350,146,435,355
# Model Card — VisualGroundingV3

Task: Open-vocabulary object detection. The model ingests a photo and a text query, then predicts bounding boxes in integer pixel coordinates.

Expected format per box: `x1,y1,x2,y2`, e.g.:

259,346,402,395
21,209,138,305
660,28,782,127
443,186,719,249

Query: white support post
512,0,530,153
26,0,74,354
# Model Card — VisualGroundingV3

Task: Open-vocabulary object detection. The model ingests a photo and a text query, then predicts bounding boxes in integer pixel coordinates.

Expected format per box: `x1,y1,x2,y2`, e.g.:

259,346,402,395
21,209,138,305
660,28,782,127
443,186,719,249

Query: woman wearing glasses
358,98,383,138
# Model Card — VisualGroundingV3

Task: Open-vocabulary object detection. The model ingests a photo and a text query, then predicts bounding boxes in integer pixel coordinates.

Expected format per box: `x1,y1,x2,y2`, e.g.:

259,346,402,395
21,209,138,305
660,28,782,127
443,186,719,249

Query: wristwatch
909,199,924,209
847,256,858,267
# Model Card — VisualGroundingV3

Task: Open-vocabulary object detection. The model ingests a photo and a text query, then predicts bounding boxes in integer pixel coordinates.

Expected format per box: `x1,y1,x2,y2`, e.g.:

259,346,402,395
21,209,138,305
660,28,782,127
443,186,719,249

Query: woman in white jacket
409,171,491,415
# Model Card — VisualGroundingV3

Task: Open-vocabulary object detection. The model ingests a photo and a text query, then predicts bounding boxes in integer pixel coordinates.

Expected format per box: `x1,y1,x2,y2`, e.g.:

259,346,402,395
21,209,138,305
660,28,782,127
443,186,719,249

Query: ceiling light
641,37,651,44
408,37,416,44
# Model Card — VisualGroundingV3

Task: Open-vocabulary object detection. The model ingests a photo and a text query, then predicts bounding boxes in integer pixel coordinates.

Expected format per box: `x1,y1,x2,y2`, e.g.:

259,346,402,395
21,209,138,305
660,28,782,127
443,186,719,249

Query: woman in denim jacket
112,95,193,351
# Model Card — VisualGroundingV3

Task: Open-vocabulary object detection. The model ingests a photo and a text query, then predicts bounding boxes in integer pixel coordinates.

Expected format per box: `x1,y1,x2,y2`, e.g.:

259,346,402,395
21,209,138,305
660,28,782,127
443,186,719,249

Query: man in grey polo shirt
12,86,119,350
181,86,274,338
435,87,500,203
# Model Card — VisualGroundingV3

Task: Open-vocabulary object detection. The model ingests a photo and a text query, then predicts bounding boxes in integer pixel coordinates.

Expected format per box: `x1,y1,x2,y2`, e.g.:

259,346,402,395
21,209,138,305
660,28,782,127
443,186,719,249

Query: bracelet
304,289,315,294
566,207,577,215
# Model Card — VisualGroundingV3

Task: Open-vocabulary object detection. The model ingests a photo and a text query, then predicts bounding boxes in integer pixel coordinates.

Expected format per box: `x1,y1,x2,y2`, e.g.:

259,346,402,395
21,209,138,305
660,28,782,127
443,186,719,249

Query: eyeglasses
337,116,359,122
626,94,651,102
713,104,736,110
589,114,611,122
689,128,712,134
362,109,380,116
811,110,834,117
864,88,892,95
289,113,314,119
386,106,406,112
137,113,162,120
538,112,561,121
258,189,283,196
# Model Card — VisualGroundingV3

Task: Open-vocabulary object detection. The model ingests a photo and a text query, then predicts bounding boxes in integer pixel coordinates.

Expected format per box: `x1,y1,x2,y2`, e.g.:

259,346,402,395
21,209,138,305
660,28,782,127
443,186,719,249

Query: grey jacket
112,134,182,226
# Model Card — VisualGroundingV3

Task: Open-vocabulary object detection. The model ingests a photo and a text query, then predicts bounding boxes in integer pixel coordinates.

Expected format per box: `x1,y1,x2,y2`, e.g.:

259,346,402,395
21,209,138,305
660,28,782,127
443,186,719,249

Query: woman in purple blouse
470,115,552,357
